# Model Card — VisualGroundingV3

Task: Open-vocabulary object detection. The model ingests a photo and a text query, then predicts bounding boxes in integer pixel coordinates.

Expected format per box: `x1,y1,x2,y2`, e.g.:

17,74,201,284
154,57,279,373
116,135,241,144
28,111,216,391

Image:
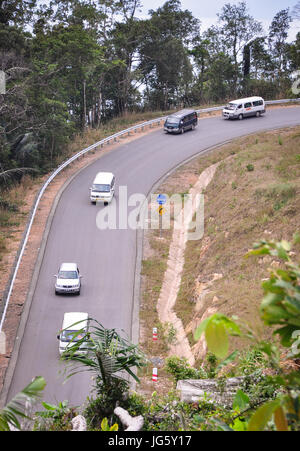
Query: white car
54,263,82,295
58,312,89,356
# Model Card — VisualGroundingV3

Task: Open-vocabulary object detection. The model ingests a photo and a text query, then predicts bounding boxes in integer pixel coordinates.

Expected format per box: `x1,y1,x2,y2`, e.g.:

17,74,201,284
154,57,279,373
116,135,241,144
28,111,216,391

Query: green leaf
194,317,211,341
205,320,228,359
101,418,109,431
248,399,281,431
0,376,46,431
274,406,288,431
41,402,57,411
274,325,297,347
231,418,248,431
233,390,250,411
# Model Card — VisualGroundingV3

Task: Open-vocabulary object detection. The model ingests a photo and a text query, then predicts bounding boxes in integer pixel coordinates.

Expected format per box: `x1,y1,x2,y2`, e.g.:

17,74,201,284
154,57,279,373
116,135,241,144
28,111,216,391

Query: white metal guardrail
0,98,299,332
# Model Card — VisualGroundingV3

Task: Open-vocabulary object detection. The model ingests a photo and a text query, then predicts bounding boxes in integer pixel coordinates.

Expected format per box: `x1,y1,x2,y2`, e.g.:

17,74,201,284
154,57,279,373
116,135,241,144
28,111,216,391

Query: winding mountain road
3,107,300,406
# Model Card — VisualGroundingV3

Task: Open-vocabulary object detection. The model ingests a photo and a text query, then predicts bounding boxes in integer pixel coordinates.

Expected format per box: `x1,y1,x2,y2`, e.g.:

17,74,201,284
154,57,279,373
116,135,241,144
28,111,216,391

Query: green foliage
195,235,300,431
0,376,46,431
165,356,207,384
62,318,146,427
84,378,128,429
62,318,146,389
194,313,241,359
100,417,118,431
247,236,300,349
34,400,78,431
0,0,296,179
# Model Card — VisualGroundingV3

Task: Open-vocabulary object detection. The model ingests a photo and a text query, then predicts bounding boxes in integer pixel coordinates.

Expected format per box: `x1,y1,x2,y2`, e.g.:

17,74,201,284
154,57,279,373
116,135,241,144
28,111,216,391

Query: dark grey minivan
164,109,198,134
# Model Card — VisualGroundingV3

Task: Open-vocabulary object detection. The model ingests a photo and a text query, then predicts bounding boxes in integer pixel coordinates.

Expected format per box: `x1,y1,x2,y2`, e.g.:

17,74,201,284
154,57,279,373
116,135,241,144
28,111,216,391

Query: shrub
165,356,207,384
246,164,254,172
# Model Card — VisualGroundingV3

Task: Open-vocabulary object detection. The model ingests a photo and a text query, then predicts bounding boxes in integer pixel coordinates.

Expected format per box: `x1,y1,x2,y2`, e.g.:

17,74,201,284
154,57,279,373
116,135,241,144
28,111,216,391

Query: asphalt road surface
4,107,300,407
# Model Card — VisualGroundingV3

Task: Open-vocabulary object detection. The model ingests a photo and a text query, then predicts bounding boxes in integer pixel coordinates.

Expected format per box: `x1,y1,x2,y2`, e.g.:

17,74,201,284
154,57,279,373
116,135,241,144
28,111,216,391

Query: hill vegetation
1,0,299,178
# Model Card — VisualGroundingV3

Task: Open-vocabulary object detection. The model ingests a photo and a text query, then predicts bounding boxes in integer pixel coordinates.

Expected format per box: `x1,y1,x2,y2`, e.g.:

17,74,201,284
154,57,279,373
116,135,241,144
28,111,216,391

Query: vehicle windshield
92,184,110,192
225,103,237,111
60,329,86,343
58,270,78,279
166,117,180,125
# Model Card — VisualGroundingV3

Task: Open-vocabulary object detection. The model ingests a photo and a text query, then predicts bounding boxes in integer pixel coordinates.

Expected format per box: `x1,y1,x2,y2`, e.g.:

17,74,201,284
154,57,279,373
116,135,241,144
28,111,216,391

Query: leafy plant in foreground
194,234,300,431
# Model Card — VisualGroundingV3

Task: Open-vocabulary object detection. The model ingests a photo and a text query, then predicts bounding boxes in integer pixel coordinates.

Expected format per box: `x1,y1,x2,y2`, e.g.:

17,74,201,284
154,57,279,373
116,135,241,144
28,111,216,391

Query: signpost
156,194,167,238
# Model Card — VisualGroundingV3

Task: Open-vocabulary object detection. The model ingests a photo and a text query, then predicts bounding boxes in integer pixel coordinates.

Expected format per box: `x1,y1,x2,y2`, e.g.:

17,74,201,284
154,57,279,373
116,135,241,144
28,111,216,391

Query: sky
137,0,300,41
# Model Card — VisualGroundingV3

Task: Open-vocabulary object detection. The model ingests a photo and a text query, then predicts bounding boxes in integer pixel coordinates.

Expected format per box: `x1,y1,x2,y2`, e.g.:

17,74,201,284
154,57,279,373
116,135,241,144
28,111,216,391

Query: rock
114,407,144,431
71,415,87,431
177,377,245,408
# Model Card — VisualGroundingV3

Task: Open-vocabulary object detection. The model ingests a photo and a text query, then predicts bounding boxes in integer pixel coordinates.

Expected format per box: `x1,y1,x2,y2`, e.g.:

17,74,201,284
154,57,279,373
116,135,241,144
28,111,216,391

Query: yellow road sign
158,206,165,216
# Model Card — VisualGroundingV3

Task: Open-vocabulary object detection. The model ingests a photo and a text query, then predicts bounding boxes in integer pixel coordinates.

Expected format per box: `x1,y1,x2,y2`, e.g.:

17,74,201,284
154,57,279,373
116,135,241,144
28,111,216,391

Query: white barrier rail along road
0,98,299,333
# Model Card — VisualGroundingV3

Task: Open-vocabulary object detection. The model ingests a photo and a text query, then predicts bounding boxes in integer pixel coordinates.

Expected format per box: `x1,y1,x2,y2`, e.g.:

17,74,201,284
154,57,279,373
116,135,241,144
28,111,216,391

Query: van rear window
61,330,86,342
253,100,263,107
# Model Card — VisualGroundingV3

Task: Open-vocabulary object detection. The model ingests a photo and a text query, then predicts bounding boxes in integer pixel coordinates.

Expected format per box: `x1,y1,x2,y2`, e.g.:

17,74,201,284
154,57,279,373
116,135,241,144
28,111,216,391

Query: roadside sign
158,205,165,216
156,194,167,205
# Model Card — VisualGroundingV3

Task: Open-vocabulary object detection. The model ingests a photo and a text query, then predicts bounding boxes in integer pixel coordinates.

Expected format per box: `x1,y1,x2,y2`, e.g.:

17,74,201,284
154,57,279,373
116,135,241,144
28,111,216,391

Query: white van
223,96,265,120
90,172,115,205
58,312,89,356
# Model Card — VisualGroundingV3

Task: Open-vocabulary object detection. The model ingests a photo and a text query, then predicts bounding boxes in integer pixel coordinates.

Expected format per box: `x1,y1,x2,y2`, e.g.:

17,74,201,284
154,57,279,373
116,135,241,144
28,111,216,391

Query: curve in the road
3,107,300,406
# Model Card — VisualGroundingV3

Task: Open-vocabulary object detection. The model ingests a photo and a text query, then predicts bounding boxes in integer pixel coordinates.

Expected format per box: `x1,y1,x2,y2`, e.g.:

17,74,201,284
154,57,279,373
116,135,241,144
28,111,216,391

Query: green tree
268,9,292,77
138,0,199,110
293,1,300,20
217,1,263,95
289,32,300,71
0,0,37,26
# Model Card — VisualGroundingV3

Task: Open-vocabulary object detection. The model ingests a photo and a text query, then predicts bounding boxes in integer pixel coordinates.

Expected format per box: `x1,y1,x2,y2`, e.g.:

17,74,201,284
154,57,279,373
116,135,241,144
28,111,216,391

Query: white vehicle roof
93,172,114,185
62,312,88,331
228,96,264,104
59,262,78,271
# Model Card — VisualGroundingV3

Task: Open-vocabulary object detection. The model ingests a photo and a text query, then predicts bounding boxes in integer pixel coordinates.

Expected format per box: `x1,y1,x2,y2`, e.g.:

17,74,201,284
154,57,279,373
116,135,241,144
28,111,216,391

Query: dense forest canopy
0,0,299,174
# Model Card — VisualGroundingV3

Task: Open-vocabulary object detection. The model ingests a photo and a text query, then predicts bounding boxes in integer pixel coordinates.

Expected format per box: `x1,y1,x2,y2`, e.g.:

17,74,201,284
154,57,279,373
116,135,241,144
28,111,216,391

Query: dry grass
139,125,300,395
175,127,300,355
0,176,41,262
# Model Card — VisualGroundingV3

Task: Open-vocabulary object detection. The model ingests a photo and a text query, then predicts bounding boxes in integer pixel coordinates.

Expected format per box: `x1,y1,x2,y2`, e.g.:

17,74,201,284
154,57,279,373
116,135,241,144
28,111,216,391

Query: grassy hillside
139,125,300,395
175,127,300,357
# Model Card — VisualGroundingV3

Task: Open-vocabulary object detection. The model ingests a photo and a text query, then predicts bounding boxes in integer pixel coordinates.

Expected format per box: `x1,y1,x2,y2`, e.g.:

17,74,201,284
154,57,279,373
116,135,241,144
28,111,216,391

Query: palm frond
0,168,38,185
0,376,46,431
61,319,147,388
